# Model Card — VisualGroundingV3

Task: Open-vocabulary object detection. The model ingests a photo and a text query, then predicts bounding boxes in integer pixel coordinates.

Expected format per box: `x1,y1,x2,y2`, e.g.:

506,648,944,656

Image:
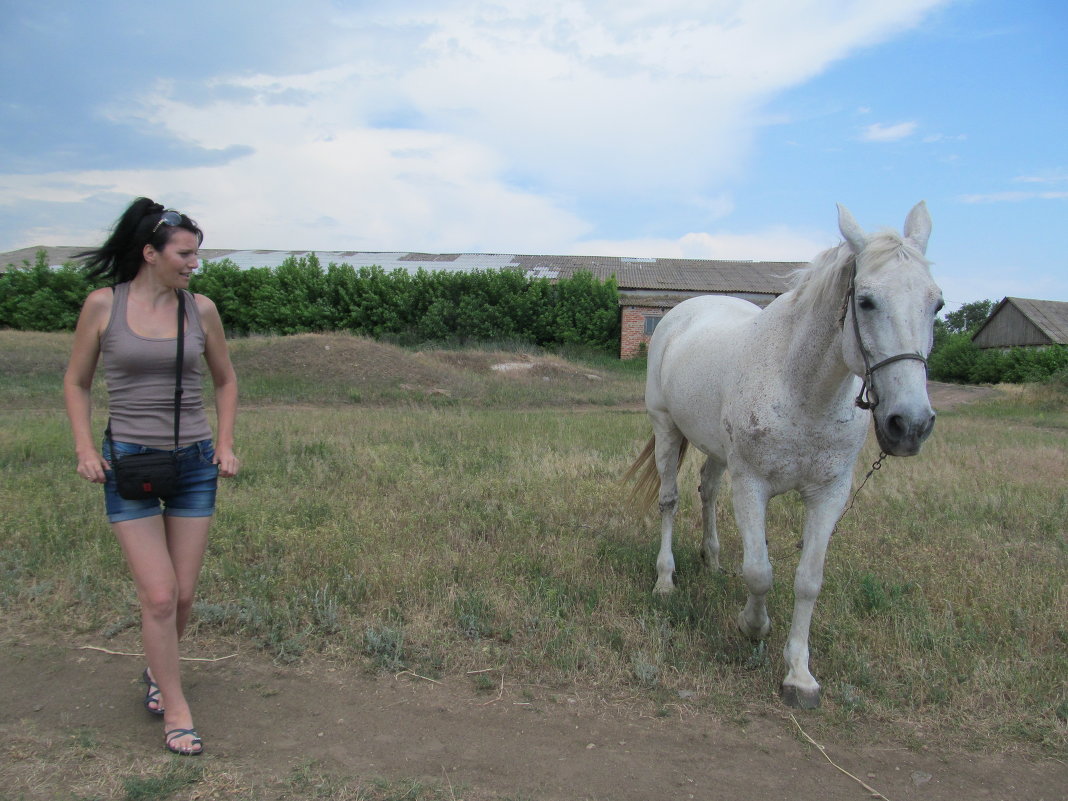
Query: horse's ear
837,203,867,254
903,201,931,254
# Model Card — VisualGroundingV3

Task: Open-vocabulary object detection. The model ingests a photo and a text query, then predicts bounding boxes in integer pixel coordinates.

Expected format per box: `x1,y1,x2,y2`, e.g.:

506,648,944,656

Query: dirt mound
228,334,610,403
230,334,454,387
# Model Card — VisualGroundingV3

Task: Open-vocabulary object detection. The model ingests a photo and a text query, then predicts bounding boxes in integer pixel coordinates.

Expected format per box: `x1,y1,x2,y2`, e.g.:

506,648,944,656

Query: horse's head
838,202,944,457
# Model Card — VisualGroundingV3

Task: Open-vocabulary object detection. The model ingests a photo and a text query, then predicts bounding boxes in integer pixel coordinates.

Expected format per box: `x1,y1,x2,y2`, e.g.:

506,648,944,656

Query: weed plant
1,330,1064,755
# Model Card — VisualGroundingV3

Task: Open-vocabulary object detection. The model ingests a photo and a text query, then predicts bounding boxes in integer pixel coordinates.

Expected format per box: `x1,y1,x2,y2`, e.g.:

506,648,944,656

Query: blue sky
1,0,1065,310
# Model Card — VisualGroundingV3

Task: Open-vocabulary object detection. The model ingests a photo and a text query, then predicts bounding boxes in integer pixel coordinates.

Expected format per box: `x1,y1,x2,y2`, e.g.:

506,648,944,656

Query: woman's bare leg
112,513,210,752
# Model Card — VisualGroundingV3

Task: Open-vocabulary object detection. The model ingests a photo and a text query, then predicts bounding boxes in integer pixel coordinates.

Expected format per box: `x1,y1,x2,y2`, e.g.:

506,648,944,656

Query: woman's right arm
63,288,112,483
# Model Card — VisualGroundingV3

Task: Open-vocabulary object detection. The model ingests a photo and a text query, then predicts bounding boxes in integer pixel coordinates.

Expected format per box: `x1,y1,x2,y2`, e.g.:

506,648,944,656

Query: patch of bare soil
427,349,605,381
926,381,1000,411
2,635,1064,801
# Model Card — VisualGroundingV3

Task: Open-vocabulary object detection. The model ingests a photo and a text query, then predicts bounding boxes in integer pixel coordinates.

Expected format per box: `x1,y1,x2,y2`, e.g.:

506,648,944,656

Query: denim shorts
102,438,219,523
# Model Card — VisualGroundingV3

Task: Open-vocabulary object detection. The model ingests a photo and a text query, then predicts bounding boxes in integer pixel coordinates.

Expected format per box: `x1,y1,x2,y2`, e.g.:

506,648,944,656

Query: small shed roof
972,297,1068,347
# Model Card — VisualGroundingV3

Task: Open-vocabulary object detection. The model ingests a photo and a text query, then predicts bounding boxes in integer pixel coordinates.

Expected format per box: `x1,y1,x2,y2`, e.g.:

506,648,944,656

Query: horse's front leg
731,474,773,639
781,480,852,709
652,426,686,594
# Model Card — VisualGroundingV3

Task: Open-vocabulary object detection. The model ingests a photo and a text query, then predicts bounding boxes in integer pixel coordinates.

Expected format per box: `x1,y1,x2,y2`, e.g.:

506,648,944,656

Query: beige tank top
101,282,213,448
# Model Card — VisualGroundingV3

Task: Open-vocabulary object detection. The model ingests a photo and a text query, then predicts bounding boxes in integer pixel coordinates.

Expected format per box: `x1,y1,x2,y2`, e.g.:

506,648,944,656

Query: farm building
971,297,1068,350
2,245,799,358
554,256,796,358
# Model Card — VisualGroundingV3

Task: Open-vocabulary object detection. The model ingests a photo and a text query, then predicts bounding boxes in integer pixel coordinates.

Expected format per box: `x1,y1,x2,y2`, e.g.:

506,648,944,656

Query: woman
64,198,239,755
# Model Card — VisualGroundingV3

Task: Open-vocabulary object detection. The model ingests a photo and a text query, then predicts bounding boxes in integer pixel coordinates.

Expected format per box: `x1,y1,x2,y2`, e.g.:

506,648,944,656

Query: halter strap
846,262,927,411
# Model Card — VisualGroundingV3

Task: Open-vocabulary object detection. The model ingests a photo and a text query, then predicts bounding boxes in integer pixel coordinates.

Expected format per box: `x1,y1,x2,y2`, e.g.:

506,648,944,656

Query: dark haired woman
64,198,239,755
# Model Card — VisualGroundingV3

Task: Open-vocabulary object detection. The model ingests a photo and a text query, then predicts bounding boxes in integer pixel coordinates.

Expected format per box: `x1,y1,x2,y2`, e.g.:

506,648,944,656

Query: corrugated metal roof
508,255,796,294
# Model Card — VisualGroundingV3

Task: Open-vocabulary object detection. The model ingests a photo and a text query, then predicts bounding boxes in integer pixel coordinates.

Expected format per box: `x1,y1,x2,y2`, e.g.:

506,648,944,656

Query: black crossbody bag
108,290,185,500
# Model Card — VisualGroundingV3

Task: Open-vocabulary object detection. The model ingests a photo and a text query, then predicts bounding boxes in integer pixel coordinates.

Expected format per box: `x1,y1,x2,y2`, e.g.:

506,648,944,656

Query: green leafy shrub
0,251,101,331
1,249,622,353
189,256,620,352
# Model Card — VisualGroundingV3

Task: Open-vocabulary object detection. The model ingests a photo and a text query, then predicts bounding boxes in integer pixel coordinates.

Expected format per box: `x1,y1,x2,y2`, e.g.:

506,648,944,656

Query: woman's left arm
197,294,240,477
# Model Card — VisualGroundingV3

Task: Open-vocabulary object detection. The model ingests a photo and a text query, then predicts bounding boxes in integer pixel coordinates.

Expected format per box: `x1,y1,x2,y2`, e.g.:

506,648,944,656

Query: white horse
627,202,942,708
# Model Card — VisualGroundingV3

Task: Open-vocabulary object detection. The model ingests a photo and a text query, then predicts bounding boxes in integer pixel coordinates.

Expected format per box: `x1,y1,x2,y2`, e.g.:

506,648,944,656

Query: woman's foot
142,669,164,716
164,727,203,756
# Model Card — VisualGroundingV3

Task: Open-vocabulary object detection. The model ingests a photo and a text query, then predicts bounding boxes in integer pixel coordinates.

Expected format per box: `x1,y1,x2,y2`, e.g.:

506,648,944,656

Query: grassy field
1,329,1065,757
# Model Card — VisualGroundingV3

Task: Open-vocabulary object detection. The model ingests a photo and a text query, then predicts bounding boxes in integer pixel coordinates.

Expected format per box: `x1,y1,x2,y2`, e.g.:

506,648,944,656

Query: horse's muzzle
874,408,936,456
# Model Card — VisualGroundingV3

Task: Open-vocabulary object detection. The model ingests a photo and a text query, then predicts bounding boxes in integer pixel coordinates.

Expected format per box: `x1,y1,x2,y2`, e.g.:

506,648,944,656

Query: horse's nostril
887,414,907,439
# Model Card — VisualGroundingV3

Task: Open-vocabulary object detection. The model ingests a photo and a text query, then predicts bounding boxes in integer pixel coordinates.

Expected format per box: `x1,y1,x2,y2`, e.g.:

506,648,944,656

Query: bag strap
172,289,185,450
106,289,185,452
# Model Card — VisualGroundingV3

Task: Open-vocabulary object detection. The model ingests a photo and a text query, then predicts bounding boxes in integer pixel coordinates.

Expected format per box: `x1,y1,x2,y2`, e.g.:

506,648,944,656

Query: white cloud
958,191,1068,204
861,121,918,142
1014,169,1068,185
574,226,831,262
0,0,953,252
922,133,966,143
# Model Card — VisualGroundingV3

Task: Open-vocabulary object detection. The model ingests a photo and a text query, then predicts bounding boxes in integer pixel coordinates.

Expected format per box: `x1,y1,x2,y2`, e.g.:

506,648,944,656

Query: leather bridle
845,261,928,412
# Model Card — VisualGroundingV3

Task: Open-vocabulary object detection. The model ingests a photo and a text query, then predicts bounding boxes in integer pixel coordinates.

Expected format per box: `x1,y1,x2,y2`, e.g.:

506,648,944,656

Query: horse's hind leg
652,423,686,594
698,456,725,572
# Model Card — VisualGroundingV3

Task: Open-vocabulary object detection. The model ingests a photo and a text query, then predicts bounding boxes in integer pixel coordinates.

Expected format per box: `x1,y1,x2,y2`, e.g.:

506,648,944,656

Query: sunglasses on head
151,210,184,234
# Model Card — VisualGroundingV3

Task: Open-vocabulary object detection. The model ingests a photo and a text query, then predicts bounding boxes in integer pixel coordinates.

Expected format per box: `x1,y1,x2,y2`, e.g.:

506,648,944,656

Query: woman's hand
76,450,110,484
214,446,240,478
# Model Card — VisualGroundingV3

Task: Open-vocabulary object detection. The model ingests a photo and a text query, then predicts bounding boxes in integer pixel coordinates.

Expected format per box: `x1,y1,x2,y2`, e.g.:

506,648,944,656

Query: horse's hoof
781,683,821,709
652,581,675,596
699,553,722,572
736,610,771,640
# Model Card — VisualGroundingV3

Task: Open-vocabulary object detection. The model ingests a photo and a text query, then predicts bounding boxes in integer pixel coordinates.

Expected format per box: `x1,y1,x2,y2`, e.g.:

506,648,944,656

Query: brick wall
620,305,667,359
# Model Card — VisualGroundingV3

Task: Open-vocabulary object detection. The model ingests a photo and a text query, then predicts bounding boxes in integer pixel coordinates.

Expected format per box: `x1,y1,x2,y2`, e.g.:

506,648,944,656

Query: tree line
0,251,620,352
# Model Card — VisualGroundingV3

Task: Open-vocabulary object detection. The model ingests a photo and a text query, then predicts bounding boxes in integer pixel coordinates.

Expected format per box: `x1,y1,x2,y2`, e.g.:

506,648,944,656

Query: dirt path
2,634,1064,800
926,380,999,411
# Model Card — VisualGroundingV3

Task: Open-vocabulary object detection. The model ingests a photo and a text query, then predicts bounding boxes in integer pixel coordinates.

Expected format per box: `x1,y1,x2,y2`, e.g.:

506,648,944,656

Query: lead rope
832,450,888,536
798,450,889,548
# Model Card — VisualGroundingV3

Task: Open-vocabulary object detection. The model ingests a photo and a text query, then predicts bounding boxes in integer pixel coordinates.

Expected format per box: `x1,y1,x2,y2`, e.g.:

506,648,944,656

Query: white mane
786,230,931,317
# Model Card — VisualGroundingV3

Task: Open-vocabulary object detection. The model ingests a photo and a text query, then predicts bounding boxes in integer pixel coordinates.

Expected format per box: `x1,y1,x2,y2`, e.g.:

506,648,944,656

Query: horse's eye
858,296,876,311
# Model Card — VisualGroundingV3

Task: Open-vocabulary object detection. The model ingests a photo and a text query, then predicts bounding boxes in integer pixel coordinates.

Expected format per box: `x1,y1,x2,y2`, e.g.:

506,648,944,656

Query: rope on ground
394,669,442,685
790,714,893,801
75,645,238,662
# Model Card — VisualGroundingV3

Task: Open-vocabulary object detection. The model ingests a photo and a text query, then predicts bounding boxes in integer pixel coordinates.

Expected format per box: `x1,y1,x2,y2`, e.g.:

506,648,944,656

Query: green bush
0,249,621,354
928,333,1068,385
0,251,100,331
1001,345,1068,383
928,332,979,382
189,256,620,351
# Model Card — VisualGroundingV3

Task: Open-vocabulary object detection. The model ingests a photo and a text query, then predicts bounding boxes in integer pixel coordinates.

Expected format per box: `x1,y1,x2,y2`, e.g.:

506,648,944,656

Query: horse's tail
624,435,689,512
